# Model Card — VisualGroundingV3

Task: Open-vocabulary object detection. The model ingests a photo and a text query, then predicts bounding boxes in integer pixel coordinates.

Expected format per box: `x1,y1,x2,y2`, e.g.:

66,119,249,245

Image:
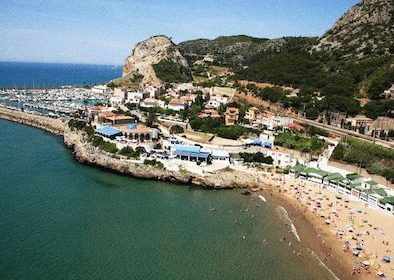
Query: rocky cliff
313,0,394,59
64,127,260,189
122,35,192,86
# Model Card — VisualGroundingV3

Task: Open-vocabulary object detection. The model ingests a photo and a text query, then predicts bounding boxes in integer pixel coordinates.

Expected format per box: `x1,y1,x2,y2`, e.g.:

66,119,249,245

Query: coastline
0,109,369,280
266,188,362,280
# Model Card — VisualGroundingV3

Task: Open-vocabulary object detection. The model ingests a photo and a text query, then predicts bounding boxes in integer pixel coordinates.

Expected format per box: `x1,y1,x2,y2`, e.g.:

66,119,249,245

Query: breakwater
0,106,65,135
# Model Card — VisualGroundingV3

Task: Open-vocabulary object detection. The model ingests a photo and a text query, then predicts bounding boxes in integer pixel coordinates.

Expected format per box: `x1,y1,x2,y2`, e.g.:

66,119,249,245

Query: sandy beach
259,173,394,280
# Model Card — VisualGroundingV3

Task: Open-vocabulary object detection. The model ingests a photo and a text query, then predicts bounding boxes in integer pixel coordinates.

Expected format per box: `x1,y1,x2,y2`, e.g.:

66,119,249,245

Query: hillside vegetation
176,0,394,119
332,136,394,183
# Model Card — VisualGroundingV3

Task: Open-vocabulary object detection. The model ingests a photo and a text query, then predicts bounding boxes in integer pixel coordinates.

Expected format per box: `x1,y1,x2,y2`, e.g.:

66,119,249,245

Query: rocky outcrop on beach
122,35,192,86
0,106,65,135
64,127,258,189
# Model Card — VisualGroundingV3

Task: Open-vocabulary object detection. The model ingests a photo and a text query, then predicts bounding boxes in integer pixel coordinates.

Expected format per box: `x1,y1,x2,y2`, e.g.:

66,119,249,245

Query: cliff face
122,35,192,86
63,127,259,189
313,0,394,59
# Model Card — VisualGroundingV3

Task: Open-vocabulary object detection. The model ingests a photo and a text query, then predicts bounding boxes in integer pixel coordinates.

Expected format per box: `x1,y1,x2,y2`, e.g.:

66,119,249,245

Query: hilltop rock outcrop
122,35,192,86
313,0,394,59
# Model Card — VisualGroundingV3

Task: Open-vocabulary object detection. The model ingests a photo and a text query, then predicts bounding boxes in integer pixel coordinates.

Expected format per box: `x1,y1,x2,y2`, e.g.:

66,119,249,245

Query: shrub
274,132,326,155
144,159,165,169
118,147,141,159
170,125,184,134
239,152,274,164
68,119,86,130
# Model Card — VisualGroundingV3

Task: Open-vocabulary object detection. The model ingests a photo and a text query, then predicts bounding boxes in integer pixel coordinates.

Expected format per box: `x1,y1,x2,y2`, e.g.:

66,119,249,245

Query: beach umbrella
355,244,363,251
383,256,391,263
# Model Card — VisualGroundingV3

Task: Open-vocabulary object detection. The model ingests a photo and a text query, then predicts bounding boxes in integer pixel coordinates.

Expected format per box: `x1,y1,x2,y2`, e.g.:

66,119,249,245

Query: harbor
0,87,109,118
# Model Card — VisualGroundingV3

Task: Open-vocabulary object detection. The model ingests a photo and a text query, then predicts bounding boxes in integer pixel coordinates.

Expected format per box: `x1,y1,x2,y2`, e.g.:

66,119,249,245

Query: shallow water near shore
0,120,335,280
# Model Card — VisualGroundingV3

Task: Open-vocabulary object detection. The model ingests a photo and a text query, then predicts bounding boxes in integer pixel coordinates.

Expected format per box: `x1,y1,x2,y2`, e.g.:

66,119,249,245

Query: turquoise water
0,120,334,280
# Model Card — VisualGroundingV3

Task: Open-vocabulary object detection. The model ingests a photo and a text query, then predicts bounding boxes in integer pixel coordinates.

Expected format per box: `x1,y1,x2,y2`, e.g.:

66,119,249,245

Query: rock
122,35,192,86
312,0,394,59
63,126,260,190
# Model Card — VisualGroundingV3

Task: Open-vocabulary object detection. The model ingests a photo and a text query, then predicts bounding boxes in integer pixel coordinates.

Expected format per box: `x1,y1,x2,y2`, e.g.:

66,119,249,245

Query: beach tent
289,163,304,177
301,167,329,183
325,173,345,188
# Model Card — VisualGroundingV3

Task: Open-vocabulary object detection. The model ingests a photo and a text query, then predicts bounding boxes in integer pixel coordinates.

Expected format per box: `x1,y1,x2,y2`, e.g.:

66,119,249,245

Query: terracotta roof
114,123,152,134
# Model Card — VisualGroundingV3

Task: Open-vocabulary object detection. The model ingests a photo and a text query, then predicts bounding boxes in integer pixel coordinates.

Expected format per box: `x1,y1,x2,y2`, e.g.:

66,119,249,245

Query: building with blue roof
95,126,122,139
173,145,211,163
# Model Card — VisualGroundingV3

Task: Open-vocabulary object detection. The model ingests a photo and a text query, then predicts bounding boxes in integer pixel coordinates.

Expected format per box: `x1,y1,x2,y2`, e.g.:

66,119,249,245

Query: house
95,126,122,139
172,145,210,163
206,87,236,109
87,106,112,121
105,115,135,125
140,98,164,109
180,94,198,106
168,99,187,111
127,91,150,104
380,84,394,100
201,149,230,161
345,115,373,134
370,117,394,138
264,149,295,168
224,107,239,126
323,112,347,128
197,109,221,119
110,96,123,105
114,123,158,141
91,85,109,94
94,111,117,124
245,107,260,122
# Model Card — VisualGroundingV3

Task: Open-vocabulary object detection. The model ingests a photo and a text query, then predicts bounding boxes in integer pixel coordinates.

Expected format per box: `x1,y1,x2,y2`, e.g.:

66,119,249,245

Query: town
3,80,392,218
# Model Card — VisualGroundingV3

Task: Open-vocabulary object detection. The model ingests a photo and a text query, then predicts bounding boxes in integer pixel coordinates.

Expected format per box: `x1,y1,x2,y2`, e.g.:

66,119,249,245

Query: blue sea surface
0,61,122,88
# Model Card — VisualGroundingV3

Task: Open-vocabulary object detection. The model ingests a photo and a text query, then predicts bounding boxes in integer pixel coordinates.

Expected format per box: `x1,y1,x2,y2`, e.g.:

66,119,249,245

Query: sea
0,62,122,89
0,63,335,279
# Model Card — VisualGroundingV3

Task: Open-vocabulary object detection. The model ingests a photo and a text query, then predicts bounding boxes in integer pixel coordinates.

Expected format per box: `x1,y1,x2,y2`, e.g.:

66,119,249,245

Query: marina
0,87,109,118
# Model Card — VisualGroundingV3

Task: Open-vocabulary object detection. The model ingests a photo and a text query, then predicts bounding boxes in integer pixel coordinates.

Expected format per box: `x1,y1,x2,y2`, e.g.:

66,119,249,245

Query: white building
167,99,187,111
264,149,296,168
206,87,236,109
127,91,150,104
91,85,109,94
140,98,165,109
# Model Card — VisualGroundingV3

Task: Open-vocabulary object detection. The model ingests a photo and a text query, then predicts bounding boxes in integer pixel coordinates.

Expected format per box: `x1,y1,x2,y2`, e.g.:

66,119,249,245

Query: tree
145,110,157,127
170,125,185,134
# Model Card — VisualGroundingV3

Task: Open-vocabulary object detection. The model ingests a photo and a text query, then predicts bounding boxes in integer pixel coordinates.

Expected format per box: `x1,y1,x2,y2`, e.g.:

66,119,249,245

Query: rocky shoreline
63,126,259,190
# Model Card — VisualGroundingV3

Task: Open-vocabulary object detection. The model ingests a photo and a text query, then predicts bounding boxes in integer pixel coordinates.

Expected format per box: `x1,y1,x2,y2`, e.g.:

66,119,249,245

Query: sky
0,0,360,65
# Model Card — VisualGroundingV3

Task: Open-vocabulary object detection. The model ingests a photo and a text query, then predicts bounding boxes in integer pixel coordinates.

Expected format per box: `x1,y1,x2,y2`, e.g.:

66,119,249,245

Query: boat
258,195,267,202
